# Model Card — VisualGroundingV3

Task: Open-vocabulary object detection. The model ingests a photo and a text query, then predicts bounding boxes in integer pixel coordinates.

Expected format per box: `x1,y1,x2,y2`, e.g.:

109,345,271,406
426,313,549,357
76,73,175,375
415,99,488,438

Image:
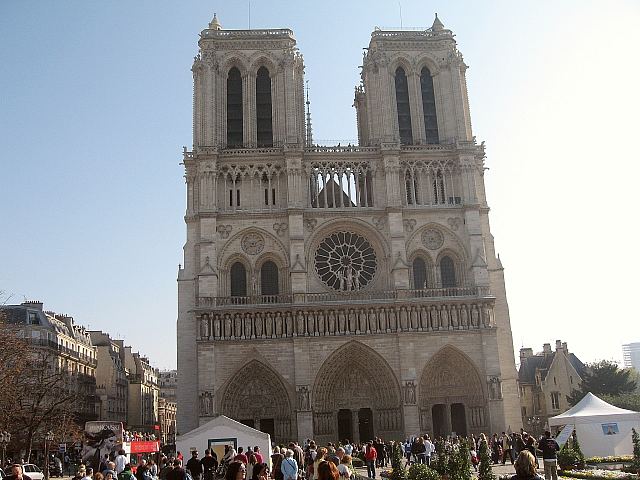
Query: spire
209,13,222,30
432,13,444,31
305,80,313,147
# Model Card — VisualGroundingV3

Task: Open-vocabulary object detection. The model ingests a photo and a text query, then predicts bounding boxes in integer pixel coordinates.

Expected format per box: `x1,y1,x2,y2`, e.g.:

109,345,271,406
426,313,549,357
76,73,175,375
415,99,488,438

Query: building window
256,67,273,147
551,391,560,410
412,257,427,289
260,261,279,297
230,262,247,297
227,67,243,147
440,256,456,288
395,67,413,145
521,406,526,417
420,67,439,144
433,170,446,204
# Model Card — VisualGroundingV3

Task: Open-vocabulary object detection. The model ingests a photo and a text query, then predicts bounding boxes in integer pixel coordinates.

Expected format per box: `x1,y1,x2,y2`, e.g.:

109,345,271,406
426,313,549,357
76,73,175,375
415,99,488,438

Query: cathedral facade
177,14,522,443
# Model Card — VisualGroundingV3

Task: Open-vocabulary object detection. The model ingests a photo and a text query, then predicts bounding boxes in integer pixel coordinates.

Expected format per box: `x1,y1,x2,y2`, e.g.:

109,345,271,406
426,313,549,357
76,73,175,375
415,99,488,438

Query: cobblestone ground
353,460,526,479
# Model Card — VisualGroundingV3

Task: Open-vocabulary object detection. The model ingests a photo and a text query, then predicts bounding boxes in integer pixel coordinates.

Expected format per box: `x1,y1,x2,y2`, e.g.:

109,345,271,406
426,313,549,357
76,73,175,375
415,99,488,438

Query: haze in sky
1,1,639,370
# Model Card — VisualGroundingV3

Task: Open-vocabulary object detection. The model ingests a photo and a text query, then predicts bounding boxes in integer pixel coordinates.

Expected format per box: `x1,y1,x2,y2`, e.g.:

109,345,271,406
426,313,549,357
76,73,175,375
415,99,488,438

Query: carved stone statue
297,385,311,411
404,381,417,404
199,391,214,416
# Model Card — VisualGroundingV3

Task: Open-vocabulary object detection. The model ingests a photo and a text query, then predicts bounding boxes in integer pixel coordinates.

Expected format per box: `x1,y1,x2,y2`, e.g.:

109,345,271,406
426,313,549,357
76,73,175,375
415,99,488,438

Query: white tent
549,392,640,457
176,415,272,467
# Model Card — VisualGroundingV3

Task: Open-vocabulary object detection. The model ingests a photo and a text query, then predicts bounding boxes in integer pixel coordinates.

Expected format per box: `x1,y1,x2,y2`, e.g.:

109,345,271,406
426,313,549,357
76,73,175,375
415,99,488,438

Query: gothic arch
408,249,435,289
218,227,290,269
414,54,441,76
312,341,403,442
388,56,415,76
218,359,295,441
248,52,278,76
406,222,469,263
418,345,487,435
219,53,250,76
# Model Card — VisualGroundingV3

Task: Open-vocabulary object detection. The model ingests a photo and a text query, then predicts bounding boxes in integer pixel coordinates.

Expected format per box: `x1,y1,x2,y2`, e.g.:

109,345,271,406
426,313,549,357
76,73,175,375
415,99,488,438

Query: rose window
314,232,377,291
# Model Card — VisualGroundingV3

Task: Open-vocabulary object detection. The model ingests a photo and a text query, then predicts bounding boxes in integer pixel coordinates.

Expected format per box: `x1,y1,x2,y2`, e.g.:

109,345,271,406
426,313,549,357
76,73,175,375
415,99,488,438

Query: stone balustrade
196,295,495,341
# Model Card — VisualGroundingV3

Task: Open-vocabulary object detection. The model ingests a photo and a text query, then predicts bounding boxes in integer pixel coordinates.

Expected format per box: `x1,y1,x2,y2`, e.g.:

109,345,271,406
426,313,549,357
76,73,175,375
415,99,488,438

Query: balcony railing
25,338,98,366
197,286,490,308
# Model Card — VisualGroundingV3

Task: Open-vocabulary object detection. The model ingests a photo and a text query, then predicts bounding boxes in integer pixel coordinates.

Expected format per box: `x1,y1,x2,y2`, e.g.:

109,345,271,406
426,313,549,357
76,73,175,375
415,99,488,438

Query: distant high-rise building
622,342,640,371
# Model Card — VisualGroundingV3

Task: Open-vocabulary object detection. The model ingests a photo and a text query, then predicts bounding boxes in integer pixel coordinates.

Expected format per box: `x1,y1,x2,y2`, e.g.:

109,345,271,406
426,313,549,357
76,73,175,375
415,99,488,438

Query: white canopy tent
176,415,272,467
549,392,640,457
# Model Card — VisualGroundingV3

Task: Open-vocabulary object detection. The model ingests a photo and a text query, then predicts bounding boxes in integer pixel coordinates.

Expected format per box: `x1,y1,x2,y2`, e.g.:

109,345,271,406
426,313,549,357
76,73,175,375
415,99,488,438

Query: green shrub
390,442,407,480
448,441,471,480
407,463,440,480
477,439,495,480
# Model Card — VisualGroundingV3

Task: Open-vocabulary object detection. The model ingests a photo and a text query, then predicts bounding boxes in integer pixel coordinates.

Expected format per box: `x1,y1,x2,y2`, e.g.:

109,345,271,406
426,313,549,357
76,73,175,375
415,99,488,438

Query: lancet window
401,160,461,207
260,261,279,296
230,262,247,297
256,67,273,147
308,161,374,208
227,67,243,147
395,67,413,145
440,256,457,288
420,67,439,144
412,257,428,289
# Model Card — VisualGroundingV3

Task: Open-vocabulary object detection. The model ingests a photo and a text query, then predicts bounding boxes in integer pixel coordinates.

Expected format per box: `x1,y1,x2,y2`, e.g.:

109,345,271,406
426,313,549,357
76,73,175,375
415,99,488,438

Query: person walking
186,452,203,480
280,451,297,480
510,451,543,480
364,442,377,479
538,431,560,480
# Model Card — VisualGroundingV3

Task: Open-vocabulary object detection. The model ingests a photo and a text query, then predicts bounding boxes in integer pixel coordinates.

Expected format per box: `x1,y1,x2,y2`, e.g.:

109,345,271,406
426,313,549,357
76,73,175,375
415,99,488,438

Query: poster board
555,424,575,448
208,437,237,462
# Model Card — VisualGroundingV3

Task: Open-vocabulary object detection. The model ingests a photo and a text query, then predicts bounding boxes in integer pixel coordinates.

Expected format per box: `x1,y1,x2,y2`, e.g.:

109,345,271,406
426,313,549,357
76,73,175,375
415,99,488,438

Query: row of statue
198,302,494,340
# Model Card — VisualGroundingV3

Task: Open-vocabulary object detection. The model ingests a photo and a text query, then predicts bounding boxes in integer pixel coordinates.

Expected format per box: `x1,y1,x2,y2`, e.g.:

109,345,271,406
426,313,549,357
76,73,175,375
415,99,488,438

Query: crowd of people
122,432,158,442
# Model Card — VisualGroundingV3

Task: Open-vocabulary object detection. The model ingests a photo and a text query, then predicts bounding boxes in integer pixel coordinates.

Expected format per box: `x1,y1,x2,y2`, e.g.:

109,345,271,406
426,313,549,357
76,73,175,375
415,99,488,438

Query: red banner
129,441,160,453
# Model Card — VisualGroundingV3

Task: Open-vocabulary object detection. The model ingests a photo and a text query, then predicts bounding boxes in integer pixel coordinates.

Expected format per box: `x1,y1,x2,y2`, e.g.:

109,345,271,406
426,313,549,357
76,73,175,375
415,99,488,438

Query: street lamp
44,431,54,480
0,431,11,469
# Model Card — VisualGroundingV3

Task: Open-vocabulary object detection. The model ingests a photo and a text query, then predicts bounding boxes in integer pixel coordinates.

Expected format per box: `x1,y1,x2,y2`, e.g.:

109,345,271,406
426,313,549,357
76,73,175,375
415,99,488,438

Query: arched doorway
312,341,403,445
419,346,487,436
219,360,295,442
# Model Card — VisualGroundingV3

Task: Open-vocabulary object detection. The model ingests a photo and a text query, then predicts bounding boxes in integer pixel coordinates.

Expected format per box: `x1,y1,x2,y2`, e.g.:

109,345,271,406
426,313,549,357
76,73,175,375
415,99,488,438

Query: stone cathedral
177,13,522,443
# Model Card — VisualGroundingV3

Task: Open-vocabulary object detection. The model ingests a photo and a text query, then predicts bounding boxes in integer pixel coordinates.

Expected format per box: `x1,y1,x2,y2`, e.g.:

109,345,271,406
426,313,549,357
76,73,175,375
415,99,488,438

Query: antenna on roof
248,0,251,29
305,81,313,147
399,2,403,29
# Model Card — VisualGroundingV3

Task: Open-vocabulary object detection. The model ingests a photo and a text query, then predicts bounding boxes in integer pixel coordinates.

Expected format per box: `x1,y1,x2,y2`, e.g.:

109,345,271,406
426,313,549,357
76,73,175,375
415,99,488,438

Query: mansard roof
518,351,586,385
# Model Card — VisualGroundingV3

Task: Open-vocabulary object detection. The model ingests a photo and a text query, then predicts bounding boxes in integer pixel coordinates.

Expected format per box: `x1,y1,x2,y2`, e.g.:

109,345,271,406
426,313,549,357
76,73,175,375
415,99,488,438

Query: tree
630,428,640,473
477,438,495,480
390,441,407,480
567,360,637,405
601,393,640,412
0,313,30,431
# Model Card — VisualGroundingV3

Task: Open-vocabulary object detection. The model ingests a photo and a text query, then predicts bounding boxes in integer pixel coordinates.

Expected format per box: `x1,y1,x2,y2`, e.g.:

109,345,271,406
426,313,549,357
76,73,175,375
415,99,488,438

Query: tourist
304,441,318,480
510,451,543,480
118,464,136,480
525,435,538,468
337,455,352,479
201,449,218,480
538,431,560,480
501,432,514,465
316,461,339,480
246,453,256,480
225,462,246,480
5,465,33,480
271,448,284,480
342,440,352,456
364,442,377,479
235,448,249,465
326,448,339,467
424,435,435,467
313,448,327,480
280,450,297,480
252,447,263,465
115,450,128,475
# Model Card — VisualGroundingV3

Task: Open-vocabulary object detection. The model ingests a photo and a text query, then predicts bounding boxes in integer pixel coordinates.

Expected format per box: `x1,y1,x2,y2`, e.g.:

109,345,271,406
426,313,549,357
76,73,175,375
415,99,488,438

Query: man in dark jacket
167,460,187,480
538,431,560,480
5,465,33,480
186,452,203,480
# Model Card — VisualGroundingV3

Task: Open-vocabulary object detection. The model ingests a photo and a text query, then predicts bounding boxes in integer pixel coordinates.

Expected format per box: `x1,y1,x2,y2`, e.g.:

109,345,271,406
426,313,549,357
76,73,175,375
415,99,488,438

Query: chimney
562,342,568,352
22,300,43,311
555,340,562,351
520,348,533,359
543,343,552,355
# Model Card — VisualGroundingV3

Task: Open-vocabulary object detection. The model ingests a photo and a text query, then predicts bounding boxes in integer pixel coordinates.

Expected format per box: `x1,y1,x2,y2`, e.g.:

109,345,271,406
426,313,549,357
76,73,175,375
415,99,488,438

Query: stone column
352,410,360,444
408,71,426,144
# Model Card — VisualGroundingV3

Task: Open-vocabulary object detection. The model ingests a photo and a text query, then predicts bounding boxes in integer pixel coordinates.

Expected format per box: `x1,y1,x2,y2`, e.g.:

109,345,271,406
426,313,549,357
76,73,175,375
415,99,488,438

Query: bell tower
191,14,306,149
354,14,473,146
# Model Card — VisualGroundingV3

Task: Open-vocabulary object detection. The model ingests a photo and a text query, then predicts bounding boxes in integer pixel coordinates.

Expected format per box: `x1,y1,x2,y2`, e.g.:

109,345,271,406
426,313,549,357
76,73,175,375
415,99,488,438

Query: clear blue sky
2,1,639,370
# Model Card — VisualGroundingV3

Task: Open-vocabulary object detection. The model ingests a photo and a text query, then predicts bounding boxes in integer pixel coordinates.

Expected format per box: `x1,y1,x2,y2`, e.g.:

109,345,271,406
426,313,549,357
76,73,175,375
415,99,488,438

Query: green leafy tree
477,438,495,480
390,441,407,480
631,428,640,473
600,393,640,412
407,464,439,480
449,440,471,480
433,439,449,476
567,360,637,405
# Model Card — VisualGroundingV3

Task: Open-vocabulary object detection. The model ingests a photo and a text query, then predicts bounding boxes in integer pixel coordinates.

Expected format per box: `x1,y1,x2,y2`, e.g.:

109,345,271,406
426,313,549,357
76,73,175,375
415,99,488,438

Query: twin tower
177,14,521,443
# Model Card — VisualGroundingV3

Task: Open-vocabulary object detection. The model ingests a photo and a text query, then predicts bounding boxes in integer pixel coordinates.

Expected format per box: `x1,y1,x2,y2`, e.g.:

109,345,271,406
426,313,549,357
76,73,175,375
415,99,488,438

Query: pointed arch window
420,67,439,144
230,262,247,297
413,257,427,289
395,67,413,145
256,67,273,147
227,67,243,147
440,256,456,288
260,261,279,297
